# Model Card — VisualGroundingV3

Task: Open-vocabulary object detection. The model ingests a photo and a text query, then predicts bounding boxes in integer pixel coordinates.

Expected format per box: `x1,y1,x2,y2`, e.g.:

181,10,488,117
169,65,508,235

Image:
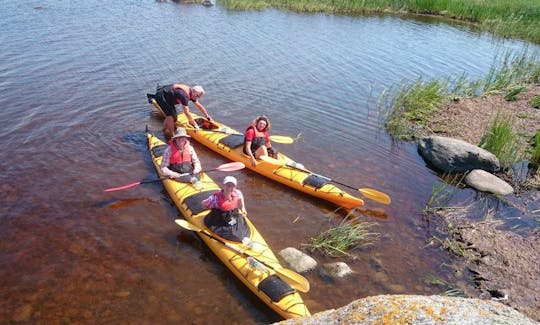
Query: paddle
260,156,391,205
104,162,245,192
175,219,310,293
184,127,294,144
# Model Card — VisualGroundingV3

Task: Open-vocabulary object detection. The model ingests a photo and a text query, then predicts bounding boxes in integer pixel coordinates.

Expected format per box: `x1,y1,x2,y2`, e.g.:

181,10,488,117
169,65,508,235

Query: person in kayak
160,128,203,188
243,115,278,167
203,176,250,242
148,83,212,142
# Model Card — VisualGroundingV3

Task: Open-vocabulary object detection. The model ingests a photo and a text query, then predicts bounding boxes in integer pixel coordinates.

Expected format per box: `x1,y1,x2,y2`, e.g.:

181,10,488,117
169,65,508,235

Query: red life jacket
170,141,193,164
245,125,269,152
215,190,239,211
172,84,192,105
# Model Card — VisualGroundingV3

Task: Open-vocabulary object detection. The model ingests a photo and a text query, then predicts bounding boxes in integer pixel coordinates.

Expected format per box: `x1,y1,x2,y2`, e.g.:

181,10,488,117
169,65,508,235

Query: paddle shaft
183,127,293,144
175,220,309,292
293,166,390,204
261,156,390,204
104,162,245,192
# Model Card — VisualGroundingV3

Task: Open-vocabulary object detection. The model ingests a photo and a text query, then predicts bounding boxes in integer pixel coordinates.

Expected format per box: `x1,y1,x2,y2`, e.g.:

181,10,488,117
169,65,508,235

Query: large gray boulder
275,295,537,325
418,136,500,173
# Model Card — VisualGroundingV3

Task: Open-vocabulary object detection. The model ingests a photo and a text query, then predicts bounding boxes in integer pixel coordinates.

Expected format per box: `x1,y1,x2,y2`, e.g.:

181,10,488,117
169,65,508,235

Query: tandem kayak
148,104,367,209
146,132,310,319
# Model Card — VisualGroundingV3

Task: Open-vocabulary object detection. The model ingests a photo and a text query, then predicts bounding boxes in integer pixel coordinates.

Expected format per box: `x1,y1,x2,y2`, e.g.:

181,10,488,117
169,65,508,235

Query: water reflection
0,0,538,323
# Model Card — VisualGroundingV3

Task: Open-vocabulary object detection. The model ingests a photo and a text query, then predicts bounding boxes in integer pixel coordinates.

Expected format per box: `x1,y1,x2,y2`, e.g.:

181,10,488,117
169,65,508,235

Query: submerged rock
278,247,317,273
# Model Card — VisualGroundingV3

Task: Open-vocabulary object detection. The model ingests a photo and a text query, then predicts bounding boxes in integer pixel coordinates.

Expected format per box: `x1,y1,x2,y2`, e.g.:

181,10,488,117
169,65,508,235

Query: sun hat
223,176,237,186
172,127,190,139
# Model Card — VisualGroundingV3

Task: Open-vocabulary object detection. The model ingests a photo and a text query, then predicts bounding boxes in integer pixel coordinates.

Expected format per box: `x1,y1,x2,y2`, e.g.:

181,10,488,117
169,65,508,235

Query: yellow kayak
146,132,310,319
169,112,365,209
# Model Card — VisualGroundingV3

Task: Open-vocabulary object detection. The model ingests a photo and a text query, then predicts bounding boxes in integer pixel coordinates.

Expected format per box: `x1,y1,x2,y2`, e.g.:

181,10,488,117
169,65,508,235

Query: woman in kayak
148,83,212,141
203,176,250,242
160,128,202,187
243,115,278,167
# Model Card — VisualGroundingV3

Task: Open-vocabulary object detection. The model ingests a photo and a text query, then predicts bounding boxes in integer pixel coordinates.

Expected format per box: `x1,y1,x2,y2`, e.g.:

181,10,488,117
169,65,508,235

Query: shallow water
1,1,538,323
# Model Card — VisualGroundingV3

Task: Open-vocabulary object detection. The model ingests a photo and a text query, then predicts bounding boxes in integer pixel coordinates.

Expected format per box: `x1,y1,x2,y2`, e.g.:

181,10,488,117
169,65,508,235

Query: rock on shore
274,295,537,325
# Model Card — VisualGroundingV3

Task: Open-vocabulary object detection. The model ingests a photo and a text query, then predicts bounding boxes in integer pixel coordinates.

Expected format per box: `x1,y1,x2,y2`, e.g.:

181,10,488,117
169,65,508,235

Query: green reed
220,0,540,44
381,78,449,140
482,51,540,95
479,112,520,169
380,50,540,140
531,131,540,171
304,220,379,257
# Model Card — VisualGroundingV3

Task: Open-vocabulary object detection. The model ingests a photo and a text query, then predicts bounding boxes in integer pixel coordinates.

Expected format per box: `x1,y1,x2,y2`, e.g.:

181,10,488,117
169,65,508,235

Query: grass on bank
303,220,379,257
380,50,540,170
531,131,540,173
479,112,521,170
220,0,540,44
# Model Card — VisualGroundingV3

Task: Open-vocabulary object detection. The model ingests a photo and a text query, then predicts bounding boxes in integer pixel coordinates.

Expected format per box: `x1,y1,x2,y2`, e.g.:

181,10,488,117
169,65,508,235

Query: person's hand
250,157,257,167
193,124,200,131
172,172,187,179
206,114,212,122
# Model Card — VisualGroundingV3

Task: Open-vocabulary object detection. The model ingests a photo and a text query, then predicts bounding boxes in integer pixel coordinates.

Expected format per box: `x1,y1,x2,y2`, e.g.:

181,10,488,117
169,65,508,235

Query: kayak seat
302,174,331,189
258,274,294,302
194,117,219,130
182,191,214,215
218,134,245,149
151,144,168,158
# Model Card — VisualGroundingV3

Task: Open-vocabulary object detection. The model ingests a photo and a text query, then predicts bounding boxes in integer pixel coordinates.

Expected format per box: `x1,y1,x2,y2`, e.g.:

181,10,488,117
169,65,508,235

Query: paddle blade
269,135,294,144
175,219,202,232
359,188,391,205
214,162,245,172
276,268,310,293
104,182,141,192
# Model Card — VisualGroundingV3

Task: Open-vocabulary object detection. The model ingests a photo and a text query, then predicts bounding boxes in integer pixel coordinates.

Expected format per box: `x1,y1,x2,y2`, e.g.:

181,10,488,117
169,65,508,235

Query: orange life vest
170,141,193,164
172,84,192,105
215,190,239,211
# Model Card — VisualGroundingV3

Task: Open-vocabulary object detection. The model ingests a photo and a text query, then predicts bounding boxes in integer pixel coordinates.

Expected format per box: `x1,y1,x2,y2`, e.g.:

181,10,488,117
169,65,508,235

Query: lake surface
0,1,538,323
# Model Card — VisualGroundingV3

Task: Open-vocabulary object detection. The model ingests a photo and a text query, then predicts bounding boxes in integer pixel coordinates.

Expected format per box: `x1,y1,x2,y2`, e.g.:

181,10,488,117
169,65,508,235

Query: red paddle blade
214,162,245,172
104,182,141,192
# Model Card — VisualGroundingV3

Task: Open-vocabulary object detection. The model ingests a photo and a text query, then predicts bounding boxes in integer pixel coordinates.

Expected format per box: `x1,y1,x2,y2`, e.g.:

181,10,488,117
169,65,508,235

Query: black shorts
155,85,177,119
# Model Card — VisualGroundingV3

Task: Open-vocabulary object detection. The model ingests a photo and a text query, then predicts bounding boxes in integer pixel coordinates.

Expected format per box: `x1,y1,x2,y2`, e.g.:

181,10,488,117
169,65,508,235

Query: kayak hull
146,133,310,319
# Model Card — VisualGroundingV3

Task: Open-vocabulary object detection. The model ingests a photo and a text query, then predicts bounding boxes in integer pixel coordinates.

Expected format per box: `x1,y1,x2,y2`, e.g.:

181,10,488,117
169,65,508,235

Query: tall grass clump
482,50,540,95
530,131,540,171
479,112,520,169
381,78,449,140
423,173,463,215
304,220,379,257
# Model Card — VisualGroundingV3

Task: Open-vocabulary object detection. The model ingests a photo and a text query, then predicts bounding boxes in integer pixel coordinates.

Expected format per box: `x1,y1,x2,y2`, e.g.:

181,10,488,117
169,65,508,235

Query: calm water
1,1,538,323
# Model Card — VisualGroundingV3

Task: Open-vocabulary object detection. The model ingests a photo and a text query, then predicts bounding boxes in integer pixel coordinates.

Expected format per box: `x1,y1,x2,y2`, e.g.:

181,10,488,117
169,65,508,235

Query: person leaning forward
160,128,202,185
149,83,212,142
